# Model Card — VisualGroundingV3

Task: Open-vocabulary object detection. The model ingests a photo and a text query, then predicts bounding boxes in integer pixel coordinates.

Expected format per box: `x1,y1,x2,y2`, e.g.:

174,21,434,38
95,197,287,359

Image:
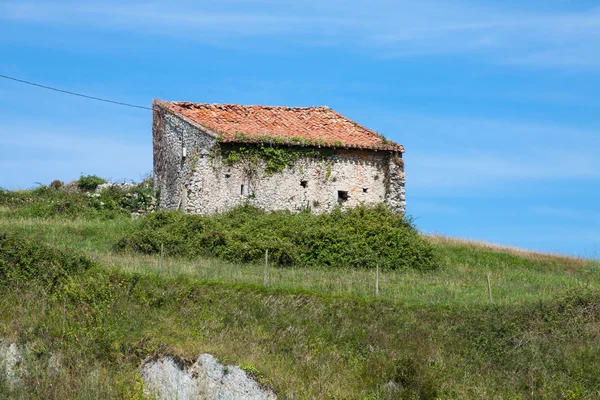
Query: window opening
300,180,308,188
338,190,349,202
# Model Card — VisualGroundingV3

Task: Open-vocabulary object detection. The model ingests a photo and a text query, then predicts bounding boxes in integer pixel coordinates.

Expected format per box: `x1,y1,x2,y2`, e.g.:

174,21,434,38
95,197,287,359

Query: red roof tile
154,99,404,152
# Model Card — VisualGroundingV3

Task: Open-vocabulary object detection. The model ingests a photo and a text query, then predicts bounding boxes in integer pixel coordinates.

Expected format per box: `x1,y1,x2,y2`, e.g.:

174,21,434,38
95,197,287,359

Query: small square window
338,190,349,202
300,180,308,188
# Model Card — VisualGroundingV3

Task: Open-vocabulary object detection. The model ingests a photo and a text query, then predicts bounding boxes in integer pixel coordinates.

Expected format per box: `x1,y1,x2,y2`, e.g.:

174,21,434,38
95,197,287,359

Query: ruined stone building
153,99,405,214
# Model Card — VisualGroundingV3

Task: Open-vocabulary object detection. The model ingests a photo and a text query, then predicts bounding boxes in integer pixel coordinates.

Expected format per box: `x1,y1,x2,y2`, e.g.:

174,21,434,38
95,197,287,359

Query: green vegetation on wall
218,142,334,174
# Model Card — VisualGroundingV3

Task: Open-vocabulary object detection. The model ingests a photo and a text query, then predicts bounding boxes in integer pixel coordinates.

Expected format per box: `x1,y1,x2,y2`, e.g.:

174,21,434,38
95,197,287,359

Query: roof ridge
153,98,404,152
171,101,330,110
327,107,389,141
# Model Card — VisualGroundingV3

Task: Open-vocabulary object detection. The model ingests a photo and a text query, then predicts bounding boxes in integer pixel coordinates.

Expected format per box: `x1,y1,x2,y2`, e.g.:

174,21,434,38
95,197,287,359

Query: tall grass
0,215,598,307
1,235,600,398
1,190,600,398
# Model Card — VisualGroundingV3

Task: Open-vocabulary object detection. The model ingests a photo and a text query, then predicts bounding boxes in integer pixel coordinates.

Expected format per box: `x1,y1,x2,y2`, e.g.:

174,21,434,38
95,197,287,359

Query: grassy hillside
1,214,596,307
1,184,600,399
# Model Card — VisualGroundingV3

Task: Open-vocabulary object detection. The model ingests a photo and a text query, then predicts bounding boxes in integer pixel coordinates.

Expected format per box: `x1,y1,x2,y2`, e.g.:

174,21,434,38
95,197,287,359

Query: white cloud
2,0,600,67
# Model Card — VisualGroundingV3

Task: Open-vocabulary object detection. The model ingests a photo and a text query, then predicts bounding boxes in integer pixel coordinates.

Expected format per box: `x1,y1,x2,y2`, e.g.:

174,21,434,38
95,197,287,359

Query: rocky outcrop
0,340,23,390
2,340,274,399
141,354,276,400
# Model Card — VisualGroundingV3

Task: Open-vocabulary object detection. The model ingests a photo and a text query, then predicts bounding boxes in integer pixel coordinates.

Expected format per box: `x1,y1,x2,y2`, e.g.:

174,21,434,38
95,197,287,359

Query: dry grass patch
425,234,591,270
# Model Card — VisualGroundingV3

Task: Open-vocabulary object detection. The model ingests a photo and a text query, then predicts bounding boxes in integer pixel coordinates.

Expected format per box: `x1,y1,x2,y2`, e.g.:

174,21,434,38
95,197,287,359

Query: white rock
141,356,200,399
141,354,276,400
0,340,23,389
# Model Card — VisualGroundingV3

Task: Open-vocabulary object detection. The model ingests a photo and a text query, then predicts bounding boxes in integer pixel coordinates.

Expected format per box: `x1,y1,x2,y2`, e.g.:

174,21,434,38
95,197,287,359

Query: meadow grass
2,214,600,398
0,215,597,307
3,264,600,399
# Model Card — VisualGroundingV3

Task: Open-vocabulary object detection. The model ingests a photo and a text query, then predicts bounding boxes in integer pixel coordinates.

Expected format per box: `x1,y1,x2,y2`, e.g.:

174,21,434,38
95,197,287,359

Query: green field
1,215,596,308
1,187,600,399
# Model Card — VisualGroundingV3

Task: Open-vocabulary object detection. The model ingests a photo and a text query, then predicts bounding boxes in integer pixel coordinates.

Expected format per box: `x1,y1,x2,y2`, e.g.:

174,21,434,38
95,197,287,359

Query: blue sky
1,0,599,257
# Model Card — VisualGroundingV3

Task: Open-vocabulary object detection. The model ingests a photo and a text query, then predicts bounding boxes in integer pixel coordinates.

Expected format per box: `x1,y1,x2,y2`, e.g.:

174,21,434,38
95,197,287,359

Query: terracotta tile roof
154,99,403,152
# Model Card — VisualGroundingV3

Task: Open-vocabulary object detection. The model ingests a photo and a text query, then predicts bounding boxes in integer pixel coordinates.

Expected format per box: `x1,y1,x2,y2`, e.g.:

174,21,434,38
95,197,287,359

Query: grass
1,209,600,398
427,234,592,269
1,215,597,307
2,260,600,399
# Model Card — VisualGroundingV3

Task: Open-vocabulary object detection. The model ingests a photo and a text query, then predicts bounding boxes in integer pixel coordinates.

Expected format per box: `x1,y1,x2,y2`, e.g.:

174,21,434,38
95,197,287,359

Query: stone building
153,99,405,214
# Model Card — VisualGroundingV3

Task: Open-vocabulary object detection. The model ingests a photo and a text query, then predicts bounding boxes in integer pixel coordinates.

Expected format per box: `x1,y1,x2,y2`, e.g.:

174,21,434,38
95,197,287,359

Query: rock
141,354,276,400
61,181,82,194
0,340,24,390
95,182,136,192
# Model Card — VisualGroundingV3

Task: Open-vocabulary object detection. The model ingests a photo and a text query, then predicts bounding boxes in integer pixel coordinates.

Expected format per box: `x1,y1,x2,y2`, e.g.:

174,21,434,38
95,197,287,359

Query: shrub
0,181,154,220
49,180,63,190
116,205,438,271
77,175,107,191
0,231,94,289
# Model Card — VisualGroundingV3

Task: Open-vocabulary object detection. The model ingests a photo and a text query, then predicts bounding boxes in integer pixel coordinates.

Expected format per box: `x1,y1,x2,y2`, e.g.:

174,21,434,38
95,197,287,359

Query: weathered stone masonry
153,100,406,214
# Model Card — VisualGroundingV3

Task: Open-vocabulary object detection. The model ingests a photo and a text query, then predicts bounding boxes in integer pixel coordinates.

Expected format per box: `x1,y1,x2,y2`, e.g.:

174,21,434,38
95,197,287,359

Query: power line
0,73,152,110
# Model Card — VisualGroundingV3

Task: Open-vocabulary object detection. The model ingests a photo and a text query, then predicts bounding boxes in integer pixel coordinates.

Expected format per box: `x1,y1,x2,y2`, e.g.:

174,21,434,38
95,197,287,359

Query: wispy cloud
376,114,600,194
407,149,600,193
2,0,600,67
0,125,151,188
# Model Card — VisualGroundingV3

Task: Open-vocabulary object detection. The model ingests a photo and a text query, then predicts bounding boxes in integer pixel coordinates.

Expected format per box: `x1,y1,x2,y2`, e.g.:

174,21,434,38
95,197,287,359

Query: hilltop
1,179,599,398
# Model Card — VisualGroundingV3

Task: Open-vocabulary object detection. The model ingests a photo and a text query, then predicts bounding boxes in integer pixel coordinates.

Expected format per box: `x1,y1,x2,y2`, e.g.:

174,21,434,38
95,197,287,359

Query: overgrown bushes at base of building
115,205,438,271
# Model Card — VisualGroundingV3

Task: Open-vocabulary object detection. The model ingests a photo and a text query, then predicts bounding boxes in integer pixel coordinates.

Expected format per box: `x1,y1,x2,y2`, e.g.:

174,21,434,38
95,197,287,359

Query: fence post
159,243,164,273
264,249,269,286
486,273,493,304
376,263,379,297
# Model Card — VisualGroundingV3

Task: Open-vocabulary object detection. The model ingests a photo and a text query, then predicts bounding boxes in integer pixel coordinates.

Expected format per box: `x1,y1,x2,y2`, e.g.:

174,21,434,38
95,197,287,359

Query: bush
0,231,94,289
0,181,154,220
77,175,106,191
116,205,438,271
49,180,63,190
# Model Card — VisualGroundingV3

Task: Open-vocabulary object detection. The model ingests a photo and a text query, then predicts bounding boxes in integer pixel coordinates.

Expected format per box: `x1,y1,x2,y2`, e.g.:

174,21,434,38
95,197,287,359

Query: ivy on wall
218,142,335,175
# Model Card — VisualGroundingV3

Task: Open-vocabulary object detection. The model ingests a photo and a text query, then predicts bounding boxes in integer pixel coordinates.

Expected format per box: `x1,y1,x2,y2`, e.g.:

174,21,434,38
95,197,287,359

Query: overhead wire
0,73,152,110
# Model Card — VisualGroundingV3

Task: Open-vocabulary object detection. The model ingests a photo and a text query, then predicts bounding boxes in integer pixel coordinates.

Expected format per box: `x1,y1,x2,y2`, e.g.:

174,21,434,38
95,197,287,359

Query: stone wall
153,108,406,214
153,106,218,210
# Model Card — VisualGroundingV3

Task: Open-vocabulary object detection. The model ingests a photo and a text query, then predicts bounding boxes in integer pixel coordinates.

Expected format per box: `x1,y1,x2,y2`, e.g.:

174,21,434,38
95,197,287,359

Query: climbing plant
218,142,335,175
